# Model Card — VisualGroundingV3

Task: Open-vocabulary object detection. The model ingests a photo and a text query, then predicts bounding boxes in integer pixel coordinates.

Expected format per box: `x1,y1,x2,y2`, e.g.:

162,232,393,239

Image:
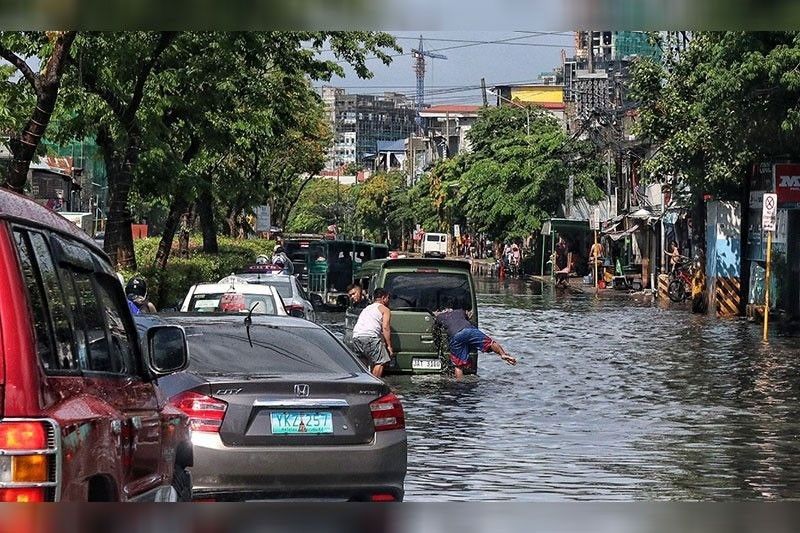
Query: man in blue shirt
434,305,516,380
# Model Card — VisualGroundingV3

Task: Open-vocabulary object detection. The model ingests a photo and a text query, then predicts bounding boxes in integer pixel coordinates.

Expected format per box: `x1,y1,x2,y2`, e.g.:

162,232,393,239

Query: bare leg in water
454,341,517,381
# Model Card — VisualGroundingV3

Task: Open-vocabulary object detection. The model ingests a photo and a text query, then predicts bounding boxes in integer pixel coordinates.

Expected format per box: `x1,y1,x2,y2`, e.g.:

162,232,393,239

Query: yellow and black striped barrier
714,277,741,317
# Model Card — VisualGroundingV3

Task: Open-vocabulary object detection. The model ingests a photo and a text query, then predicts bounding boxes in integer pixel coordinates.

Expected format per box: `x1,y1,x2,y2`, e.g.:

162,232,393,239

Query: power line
334,32,572,65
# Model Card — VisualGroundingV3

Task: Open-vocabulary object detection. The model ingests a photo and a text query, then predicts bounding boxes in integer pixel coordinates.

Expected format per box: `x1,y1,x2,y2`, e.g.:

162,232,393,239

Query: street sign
762,193,777,232
453,224,461,238
589,208,600,231
255,205,271,232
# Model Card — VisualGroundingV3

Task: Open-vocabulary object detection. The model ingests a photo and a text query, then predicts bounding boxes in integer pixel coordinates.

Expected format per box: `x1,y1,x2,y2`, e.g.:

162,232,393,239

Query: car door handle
420,335,434,343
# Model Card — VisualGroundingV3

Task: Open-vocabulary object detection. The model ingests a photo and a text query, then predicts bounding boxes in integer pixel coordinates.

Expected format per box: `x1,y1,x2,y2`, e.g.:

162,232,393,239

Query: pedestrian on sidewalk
433,303,516,381
351,288,394,378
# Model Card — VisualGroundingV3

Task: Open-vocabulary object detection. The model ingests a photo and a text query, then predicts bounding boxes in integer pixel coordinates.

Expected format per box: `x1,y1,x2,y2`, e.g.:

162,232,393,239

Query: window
57,268,90,370
13,230,56,370
187,292,278,314
72,273,113,373
384,272,472,313
94,276,137,375
179,322,362,375
28,232,79,371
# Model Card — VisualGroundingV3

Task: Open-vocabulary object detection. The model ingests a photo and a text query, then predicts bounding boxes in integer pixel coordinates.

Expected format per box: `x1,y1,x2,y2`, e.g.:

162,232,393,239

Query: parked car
234,271,316,321
180,276,287,315
156,313,407,501
0,188,193,502
345,258,478,375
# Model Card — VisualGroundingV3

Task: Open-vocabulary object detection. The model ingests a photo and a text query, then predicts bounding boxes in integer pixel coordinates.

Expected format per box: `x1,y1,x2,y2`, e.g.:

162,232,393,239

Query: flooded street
323,278,800,501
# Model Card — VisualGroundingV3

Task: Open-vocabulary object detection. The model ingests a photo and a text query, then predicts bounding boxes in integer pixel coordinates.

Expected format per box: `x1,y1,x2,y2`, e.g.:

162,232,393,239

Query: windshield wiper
244,302,258,348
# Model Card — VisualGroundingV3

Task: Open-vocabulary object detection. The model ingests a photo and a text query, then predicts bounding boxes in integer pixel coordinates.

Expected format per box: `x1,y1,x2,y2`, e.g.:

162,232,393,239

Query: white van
422,232,449,258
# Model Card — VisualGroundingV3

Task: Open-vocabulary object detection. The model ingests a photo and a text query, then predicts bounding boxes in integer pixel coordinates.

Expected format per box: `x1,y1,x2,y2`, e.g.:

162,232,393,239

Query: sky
320,31,576,105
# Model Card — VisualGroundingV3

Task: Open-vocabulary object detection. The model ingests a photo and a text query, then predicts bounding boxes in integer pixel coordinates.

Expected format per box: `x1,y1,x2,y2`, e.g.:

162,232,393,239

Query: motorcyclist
126,277,157,314
272,246,294,275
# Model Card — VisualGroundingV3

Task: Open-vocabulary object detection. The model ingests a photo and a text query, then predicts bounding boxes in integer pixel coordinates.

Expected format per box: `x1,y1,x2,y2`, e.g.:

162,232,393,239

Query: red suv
0,189,193,502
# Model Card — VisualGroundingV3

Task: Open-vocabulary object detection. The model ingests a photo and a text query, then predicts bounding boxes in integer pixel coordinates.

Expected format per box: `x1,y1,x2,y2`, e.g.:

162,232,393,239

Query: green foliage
417,105,603,241
285,178,357,235
629,31,800,199
123,236,275,308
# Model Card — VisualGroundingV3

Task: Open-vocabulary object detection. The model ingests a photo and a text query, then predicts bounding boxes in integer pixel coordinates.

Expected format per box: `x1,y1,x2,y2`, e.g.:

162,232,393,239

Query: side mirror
289,308,305,318
147,325,189,376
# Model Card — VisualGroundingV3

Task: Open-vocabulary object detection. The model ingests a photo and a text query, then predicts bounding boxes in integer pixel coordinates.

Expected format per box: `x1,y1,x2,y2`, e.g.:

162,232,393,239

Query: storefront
747,163,800,317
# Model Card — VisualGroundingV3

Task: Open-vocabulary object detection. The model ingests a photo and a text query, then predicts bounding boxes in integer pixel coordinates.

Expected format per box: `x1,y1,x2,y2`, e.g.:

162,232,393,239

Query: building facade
418,104,481,159
321,86,418,170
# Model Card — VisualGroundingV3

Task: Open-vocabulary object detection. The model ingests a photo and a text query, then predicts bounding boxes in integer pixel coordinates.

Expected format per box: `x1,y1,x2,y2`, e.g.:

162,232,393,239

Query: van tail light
0,420,59,502
171,391,228,433
369,393,405,432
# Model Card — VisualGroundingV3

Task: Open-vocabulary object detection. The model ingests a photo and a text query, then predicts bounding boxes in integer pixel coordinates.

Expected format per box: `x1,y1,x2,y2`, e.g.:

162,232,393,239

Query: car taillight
0,420,58,502
170,391,228,433
369,393,405,432
286,304,305,317
370,493,397,502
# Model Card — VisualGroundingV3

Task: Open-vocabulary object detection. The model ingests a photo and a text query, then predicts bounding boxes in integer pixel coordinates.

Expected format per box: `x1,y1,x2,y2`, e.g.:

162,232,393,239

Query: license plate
270,412,333,434
412,358,442,370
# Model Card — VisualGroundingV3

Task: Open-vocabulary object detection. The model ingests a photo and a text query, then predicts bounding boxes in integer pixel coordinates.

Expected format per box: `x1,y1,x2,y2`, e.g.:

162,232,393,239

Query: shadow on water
320,278,800,501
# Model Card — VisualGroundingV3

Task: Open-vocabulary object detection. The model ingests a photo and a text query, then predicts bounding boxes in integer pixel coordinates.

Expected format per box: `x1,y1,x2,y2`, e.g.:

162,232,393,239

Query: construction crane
412,35,447,113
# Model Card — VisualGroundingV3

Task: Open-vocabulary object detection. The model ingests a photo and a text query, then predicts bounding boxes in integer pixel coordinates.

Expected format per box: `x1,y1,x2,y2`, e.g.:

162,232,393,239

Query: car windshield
383,272,472,312
187,292,278,314
180,323,362,375
236,275,293,299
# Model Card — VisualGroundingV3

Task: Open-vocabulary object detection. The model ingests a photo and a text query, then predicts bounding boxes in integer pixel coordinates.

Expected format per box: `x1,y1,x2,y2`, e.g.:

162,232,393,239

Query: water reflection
322,279,800,501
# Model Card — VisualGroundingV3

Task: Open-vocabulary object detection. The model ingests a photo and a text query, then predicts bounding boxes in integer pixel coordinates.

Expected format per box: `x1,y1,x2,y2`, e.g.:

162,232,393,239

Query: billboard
774,163,800,206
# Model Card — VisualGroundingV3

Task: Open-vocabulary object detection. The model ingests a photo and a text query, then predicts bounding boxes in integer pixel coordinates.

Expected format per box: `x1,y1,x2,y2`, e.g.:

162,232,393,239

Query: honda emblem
294,384,310,398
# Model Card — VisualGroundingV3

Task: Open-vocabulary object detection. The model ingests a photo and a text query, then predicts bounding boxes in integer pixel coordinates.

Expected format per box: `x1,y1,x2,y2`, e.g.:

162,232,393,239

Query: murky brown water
324,277,800,501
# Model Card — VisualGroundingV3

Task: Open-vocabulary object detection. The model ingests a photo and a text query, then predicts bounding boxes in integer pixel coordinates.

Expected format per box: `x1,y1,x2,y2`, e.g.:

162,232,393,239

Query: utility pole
481,78,488,107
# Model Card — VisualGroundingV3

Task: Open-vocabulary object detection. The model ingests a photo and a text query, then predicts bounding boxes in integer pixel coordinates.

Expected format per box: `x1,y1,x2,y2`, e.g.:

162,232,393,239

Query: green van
344,258,478,374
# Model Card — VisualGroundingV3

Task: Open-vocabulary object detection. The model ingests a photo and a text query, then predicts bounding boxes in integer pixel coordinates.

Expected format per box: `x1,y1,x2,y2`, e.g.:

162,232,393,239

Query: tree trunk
197,183,218,254
155,195,190,269
0,31,76,193
5,90,58,193
103,160,137,270
178,204,195,258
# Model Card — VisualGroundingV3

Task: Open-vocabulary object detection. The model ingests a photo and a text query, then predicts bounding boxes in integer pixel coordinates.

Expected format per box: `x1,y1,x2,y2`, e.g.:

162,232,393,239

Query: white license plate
412,358,442,370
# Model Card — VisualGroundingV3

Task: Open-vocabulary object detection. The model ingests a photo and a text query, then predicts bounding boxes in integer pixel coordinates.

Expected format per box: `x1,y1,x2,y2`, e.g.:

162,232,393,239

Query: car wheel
172,466,192,502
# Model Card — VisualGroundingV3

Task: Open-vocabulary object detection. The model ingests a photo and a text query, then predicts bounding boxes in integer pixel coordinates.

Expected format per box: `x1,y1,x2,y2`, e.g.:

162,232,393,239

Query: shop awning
603,223,641,241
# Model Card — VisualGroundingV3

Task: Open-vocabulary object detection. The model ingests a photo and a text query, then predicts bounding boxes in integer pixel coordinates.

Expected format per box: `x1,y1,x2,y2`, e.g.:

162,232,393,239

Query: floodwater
323,278,800,501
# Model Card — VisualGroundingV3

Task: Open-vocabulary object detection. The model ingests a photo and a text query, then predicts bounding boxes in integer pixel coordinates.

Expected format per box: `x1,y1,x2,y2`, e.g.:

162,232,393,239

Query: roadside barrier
714,277,741,317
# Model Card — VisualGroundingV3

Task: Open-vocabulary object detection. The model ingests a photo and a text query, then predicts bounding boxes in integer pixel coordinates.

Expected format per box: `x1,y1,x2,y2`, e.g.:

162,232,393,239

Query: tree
426,105,603,242
55,31,399,269
0,31,76,192
629,32,800,199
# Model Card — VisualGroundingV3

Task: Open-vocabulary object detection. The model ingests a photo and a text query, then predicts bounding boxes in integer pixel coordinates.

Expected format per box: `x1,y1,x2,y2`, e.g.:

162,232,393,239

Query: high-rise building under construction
321,86,417,170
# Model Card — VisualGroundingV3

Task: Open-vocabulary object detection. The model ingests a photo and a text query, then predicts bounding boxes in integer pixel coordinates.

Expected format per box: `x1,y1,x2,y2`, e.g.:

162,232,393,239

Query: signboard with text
762,193,778,232
255,205,271,232
589,208,600,231
774,163,800,206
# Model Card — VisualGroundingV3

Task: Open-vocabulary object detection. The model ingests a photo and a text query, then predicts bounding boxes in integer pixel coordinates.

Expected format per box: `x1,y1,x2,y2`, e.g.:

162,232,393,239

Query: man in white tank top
351,288,394,377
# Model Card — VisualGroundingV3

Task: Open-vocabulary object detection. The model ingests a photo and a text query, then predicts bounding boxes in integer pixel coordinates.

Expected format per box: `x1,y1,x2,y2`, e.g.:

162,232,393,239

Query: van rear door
382,266,475,373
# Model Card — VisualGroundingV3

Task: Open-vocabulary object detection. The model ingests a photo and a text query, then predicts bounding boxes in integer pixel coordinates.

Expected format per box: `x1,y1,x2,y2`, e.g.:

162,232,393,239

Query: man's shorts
449,327,493,368
352,336,391,367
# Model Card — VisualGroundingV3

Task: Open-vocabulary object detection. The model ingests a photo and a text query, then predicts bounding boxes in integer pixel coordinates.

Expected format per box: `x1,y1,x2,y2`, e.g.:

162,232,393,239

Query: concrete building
321,86,417,170
419,104,481,158
492,84,567,127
